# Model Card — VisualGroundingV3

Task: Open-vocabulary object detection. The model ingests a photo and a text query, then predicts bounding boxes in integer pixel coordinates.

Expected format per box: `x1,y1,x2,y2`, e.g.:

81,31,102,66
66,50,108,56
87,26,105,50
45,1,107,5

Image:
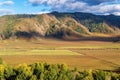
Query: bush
2,26,13,39
74,27,86,34
2,21,14,39
0,63,120,80
92,70,111,80
0,58,3,64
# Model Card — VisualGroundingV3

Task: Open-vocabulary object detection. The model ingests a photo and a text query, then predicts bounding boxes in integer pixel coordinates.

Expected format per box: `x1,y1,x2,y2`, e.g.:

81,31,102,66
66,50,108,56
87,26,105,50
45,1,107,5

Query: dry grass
0,39,120,70
0,55,117,70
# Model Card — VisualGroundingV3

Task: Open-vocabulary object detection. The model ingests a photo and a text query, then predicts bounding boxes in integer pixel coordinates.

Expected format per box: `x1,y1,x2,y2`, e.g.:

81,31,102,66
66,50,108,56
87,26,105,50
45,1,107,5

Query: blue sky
0,0,120,16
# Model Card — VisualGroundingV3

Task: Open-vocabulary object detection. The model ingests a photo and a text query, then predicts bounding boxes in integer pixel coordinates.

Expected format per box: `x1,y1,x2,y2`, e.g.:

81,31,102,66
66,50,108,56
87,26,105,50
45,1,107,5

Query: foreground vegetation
0,59,120,80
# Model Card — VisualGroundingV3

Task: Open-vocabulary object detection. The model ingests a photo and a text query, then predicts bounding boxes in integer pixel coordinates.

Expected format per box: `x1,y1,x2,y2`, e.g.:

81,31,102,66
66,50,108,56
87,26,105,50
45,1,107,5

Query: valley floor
0,39,120,70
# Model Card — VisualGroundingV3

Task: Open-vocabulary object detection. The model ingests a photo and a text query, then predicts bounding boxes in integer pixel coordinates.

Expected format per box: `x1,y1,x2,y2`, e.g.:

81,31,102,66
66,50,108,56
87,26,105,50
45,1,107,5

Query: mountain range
0,12,120,41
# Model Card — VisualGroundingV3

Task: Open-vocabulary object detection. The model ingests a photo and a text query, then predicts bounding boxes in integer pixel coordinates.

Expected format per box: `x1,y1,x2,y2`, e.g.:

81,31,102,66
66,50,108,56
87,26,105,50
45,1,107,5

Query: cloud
0,1,14,6
29,0,86,10
31,11,50,14
113,12,120,16
28,0,115,6
83,0,115,5
28,0,120,15
84,3,120,15
0,9,13,15
0,1,14,15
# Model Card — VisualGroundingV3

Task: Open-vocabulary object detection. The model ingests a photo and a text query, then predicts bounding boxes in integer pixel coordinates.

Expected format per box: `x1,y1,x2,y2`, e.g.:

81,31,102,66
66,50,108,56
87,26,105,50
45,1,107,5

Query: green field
0,49,81,55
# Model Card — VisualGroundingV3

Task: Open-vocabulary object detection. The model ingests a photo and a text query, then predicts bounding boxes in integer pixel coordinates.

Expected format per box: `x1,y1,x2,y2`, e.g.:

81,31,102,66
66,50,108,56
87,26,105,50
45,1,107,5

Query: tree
0,65,5,80
2,24,14,39
15,63,32,80
4,66,16,80
0,58,3,64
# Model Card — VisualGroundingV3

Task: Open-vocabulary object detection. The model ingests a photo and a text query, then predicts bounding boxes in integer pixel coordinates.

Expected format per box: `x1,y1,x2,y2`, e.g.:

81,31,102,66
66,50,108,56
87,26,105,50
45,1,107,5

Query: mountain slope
0,12,120,41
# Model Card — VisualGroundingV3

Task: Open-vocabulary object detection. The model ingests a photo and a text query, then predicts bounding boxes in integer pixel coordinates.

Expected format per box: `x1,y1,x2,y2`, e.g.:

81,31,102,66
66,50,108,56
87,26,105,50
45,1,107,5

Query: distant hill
0,12,120,41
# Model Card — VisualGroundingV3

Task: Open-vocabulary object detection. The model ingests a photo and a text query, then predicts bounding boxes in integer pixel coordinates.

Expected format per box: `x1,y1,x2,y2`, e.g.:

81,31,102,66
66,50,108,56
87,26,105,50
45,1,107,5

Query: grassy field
0,49,81,55
0,39,120,70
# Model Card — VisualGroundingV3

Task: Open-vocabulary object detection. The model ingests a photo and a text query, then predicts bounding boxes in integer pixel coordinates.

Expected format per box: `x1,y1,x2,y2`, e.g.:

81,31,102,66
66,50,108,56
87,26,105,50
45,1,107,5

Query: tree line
0,60,120,80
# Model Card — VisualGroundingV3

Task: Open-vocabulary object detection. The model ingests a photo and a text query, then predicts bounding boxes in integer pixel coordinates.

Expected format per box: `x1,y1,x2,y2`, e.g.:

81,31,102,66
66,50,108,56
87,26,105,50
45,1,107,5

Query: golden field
0,39,120,70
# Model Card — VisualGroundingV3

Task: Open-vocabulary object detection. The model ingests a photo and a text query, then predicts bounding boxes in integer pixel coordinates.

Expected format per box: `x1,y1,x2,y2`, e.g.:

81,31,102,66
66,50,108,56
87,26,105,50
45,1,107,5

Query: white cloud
29,0,75,6
29,0,120,16
25,11,50,14
85,3,120,15
0,9,13,14
0,1,14,15
66,1,87,10
0,1,14,6
29,0,47,4
113,12,120,16
35,11,50,14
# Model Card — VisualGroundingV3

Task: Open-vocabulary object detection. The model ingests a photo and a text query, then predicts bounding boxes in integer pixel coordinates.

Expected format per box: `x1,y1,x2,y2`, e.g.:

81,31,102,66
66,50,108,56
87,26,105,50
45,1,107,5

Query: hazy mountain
0,12,120,41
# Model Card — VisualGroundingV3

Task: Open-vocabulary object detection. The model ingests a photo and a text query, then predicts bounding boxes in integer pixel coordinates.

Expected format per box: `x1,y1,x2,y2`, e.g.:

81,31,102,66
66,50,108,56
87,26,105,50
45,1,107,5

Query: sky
0,0,120,16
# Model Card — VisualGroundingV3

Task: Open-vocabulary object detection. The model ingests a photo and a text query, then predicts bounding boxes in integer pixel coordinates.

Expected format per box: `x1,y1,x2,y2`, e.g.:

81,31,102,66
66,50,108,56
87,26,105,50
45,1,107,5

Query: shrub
0,63,120,80
2,26,13,39
92,70,111,80
0,58,3,64
74,27,86,34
